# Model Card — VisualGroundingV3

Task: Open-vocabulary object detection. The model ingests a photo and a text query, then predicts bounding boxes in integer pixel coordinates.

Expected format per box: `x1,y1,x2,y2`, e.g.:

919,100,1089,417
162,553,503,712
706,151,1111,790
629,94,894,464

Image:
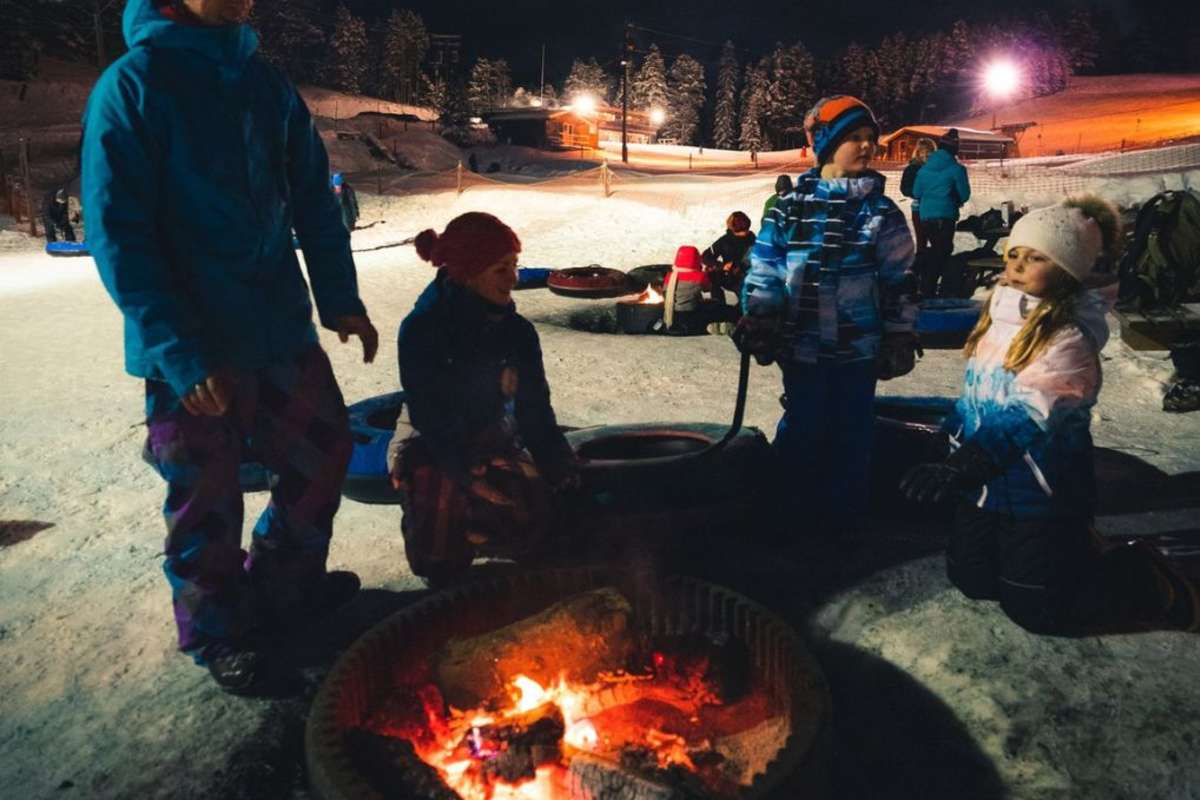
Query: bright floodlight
530,97,543,107
573,93,597,115
649,107,666,126
984,61,1020,98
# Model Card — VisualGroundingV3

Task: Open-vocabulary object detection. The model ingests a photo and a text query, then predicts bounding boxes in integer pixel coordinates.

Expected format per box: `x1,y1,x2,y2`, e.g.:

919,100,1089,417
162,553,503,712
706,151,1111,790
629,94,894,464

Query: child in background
762,174,793,225
661,245,733,335
902,196,1199,634
390,213,578,584
702,210,756,322
735,95,919,534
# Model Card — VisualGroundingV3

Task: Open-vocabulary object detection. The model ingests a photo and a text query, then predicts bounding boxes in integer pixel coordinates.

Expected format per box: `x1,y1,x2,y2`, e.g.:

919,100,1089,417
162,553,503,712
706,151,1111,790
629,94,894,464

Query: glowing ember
563,719,598,751
635,285,664,304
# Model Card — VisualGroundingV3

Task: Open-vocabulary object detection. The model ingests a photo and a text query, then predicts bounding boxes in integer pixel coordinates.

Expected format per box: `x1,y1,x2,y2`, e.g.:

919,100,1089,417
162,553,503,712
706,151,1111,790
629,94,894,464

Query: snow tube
140,440,275,493
627,264,672,292
515,267,552,290
915,298,982,349
341,391,406,505
871,396,956,521
45,241,90,257
566,422,774,543
547,266,636,299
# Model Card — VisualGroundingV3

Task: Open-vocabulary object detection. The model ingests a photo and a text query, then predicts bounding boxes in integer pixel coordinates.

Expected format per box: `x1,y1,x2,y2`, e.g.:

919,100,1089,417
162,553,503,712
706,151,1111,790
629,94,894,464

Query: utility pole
620,23,633,164
93,0,107,68
539,44,545,103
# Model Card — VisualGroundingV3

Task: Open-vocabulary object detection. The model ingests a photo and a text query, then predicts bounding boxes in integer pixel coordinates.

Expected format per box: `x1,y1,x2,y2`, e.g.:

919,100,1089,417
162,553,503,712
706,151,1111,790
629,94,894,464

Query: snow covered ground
1,171,1198,799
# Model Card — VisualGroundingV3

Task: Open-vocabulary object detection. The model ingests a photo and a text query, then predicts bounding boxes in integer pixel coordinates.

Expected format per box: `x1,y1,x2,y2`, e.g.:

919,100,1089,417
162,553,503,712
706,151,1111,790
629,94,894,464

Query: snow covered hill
949,74,1200,155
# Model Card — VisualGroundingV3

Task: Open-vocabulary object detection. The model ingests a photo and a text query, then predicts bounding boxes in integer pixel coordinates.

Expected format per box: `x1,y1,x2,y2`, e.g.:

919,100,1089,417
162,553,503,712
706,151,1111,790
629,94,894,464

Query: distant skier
42,188,77,244
331,172,359,231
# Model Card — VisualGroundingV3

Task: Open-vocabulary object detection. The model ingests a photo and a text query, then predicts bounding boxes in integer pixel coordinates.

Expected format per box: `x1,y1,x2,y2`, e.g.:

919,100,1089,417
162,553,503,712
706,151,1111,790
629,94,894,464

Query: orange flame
636,285,664,304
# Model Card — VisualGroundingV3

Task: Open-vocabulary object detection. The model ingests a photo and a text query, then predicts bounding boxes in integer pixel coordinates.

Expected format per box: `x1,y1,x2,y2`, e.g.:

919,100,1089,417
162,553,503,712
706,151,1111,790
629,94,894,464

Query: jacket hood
123,0,258,65
989,282,1115,350
922,149,958,174
800,167,886,199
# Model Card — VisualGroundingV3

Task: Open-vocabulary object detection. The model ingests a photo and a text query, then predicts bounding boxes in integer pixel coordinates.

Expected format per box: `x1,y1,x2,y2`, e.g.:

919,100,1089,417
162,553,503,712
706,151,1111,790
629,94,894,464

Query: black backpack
1118,190,1200,310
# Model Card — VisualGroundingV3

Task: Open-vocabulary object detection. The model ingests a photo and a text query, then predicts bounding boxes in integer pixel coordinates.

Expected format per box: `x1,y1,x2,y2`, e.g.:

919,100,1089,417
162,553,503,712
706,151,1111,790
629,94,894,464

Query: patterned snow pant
144,345,353,654
393,437,553,580
776,359,878,532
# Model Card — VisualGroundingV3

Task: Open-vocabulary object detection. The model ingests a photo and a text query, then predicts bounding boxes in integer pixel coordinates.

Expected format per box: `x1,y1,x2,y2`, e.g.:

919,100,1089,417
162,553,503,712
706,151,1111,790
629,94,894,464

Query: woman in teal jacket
82,0,377,693
913,130,972,297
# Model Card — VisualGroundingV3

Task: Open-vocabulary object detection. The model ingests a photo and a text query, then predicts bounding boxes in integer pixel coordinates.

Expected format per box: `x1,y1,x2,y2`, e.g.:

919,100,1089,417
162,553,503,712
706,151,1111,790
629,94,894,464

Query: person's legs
42,213,58,244
995,515,1104,635
145,382,254,655
946,504,1003,600
823,360,878,529
61,221,77,242
775,362,832,533
242,346,355,624
921,219,955,299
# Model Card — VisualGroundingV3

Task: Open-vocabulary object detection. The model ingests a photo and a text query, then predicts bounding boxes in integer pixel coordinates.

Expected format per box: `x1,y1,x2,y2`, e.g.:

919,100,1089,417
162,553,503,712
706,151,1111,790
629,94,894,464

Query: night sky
347,0,1146,86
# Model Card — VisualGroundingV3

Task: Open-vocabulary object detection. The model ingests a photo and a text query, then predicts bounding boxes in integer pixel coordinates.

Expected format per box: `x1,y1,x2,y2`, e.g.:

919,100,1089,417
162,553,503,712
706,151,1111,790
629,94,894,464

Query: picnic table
1113,304,1200,350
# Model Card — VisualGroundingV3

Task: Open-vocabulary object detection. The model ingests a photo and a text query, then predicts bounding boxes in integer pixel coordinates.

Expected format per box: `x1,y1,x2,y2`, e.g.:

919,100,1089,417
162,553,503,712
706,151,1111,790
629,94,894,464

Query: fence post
688,153,692,171
19,137,36,237
456,160,463,195
601,160,611,197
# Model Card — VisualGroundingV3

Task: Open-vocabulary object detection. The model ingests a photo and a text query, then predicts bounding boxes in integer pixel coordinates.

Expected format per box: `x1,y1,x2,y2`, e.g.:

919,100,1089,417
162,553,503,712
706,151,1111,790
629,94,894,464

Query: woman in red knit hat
389,212,578,584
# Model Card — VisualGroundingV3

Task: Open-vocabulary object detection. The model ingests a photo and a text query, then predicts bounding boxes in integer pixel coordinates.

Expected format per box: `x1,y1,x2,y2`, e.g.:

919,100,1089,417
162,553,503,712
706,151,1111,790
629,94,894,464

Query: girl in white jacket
903,196,1199,634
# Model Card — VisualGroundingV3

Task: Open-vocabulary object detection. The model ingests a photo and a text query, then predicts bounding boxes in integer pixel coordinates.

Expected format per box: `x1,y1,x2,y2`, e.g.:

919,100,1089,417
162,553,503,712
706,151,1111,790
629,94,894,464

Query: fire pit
616,285,666,335
307,568,830,799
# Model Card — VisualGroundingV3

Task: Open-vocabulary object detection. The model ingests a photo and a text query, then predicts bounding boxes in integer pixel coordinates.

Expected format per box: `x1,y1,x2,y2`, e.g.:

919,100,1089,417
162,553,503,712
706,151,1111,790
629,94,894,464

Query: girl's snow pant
948,504,1164,635
144,345,352,654
775,359,878,532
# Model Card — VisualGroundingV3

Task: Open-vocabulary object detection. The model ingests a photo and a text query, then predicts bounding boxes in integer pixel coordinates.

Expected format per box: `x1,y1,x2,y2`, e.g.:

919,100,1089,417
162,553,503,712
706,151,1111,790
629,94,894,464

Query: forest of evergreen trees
4,1,1200,151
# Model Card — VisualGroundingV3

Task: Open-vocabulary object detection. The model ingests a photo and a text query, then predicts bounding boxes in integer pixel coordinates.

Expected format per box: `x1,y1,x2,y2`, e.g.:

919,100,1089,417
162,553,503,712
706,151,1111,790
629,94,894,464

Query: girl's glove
900,441,998,505
731,316,780,365
876,332,924,380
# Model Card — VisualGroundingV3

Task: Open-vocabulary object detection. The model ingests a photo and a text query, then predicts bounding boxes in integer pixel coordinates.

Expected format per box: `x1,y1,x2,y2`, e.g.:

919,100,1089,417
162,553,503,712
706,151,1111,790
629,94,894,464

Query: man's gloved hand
731,315,780,366
900,441,998,505
876,331,924,380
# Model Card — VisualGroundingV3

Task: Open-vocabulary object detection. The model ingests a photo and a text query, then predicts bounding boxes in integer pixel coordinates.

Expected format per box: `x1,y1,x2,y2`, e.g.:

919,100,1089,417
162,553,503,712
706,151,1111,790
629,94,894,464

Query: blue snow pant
775,359,878,532
144,345,353,655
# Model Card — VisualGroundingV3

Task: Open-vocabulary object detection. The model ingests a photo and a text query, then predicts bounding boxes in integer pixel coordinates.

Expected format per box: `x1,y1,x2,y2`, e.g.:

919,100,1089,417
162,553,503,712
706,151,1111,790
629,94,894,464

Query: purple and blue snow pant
775,359,878,533
144,345,353,655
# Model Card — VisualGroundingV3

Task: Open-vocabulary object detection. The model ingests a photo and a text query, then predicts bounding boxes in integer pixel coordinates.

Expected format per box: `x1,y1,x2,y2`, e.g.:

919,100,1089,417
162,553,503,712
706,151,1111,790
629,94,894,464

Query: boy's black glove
900,441,998,505
876,331,924,380
731,315,780,365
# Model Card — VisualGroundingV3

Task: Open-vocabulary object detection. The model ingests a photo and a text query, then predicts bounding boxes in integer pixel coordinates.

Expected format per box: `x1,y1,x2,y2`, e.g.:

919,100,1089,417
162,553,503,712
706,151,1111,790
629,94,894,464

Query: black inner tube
575,432,712,461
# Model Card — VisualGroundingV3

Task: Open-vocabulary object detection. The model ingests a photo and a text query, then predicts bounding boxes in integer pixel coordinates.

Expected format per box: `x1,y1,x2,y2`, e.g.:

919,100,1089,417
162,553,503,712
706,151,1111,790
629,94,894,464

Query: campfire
307,569,831,800
633,285,665,305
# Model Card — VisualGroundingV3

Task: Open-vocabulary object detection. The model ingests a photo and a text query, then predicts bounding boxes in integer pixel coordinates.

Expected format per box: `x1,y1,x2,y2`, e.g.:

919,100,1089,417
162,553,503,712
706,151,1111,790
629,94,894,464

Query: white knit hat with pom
1007,202,1103,283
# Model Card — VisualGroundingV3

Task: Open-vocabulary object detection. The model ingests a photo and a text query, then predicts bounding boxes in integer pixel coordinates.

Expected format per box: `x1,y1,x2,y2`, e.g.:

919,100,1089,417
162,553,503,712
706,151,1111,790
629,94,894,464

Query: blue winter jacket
912,149,971,222
82,0,365,397
743,169,917,364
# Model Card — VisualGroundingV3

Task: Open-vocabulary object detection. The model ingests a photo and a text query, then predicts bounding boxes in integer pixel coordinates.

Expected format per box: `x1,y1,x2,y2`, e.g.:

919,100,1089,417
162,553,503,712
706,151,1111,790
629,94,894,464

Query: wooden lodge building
483,104,660,151
879,125,1017,161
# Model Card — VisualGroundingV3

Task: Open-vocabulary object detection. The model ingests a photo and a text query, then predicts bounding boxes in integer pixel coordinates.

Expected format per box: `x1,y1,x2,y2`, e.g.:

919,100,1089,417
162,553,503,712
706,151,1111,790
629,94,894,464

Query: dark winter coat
702,230,755,272
337,183,359,231
745,168,917,364
912,149,971,222
900,160,923,208
81,0,364,397
43,190,70,226
397,274,574,485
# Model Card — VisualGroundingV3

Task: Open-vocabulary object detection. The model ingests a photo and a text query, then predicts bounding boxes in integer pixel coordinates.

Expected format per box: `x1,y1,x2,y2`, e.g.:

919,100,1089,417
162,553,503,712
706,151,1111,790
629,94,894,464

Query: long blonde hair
913,137,936,163
963,194,1122,372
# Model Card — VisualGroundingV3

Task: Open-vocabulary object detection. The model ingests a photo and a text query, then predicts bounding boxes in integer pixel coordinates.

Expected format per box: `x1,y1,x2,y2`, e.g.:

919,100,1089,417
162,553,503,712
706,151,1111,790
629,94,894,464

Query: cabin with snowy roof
880,125,1017,161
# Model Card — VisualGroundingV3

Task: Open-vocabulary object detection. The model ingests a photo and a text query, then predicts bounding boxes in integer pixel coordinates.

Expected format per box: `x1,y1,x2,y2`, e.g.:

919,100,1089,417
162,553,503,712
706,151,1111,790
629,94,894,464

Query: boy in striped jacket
734,95,918,533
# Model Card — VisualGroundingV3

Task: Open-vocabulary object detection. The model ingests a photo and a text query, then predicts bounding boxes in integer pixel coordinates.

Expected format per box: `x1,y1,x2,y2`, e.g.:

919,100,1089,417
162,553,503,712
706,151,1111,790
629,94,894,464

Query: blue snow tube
915,298,982,349
342,391,406,505
45,241,90,257
515,267,552,290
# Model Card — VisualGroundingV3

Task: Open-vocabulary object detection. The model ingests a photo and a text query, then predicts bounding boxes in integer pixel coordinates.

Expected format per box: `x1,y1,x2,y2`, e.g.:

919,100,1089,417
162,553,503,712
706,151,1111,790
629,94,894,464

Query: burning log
435,588,635,709
460,706,566,784
568,754,684,800
344,728,465,800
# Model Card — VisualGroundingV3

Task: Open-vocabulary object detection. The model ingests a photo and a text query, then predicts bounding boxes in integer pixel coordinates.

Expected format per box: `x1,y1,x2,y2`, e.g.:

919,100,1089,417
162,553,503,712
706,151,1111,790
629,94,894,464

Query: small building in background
594,105,659,146
880,125,1017,161
483,108,599,150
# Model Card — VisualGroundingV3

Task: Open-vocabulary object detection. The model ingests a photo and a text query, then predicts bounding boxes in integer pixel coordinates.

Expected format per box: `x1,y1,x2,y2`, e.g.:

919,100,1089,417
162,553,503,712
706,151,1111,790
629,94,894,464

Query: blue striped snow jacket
742,169,916,365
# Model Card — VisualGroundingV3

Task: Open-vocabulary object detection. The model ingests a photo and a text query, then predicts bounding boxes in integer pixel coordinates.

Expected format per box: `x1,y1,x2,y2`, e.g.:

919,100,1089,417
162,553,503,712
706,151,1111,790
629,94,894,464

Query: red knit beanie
414,212,522,282
673,245,702,270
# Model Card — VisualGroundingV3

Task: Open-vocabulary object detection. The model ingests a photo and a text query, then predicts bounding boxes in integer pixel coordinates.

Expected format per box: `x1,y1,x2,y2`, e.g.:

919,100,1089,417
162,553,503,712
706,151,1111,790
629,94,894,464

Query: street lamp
983,60,1020,130
649,107,666,127
572,93,597,115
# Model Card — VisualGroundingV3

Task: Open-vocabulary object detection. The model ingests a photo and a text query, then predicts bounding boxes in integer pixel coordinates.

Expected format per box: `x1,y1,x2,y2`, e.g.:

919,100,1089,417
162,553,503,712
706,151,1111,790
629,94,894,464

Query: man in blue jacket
82,0,379,693
913,128,972,298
